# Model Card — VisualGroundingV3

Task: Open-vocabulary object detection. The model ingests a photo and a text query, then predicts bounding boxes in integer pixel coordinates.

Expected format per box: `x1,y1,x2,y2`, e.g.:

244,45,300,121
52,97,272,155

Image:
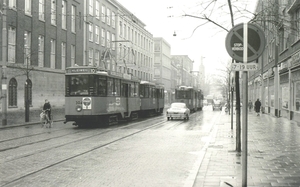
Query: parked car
166,102,190,121
212,100,222,111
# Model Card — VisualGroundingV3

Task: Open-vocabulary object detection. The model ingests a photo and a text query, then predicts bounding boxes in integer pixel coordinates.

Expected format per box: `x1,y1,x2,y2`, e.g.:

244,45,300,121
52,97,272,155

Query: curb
0,119,65,129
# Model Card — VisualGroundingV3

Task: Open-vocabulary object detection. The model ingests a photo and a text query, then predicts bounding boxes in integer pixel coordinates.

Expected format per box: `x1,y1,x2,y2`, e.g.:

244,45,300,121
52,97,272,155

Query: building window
119,21,123,37
24,31,31,65
51,0,56,25
107,8,111,25
62,0,67,29
38,35,44,67
25,0,31,15
112,34,116,50
101,5,105,23
124,24,127,39
89,23,93,41
51,39,56,69
71,44,75,66
95,50,99,66
71,5,76,33
61,42,66,70
8,27,16,63
95,25,99,43
89,0,93,15
295,8,300,41
101,28,105,46
111,12,115,28
95,0,100,19
89,48,93,65
9,0,16,8
107,31,110,48
25,79,32,106
9,78,18,107
39,0,44,20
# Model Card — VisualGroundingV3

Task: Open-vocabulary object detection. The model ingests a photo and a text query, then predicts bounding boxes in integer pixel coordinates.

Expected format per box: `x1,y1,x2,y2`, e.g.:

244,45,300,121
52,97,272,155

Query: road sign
225,23,265,62
231,63,258,71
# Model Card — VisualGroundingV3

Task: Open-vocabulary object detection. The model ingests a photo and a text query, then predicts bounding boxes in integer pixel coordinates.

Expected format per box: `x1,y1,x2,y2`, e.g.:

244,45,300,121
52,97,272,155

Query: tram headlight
76,105,82,112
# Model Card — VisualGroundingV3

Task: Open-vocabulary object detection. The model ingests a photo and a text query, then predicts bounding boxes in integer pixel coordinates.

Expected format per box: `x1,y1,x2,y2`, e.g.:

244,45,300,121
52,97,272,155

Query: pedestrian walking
248,100,253,112
254,99,261,116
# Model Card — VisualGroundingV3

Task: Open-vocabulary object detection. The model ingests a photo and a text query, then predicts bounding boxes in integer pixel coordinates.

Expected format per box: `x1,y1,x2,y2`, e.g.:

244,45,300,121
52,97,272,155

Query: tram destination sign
67,68,97,73
231,63,258,71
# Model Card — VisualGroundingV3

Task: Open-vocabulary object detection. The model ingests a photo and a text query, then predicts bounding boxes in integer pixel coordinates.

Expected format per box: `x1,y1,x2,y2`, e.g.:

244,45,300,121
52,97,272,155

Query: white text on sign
231,63,258,71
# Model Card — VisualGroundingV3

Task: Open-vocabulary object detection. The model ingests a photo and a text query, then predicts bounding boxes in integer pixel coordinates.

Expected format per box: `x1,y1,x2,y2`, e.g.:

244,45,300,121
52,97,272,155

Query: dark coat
254,100,261,112
43,102,51,110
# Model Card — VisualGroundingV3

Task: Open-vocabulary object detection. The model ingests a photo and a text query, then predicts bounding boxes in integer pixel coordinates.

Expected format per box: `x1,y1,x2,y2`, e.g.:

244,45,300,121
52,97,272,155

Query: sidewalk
195,112,300,187
0,108,65,129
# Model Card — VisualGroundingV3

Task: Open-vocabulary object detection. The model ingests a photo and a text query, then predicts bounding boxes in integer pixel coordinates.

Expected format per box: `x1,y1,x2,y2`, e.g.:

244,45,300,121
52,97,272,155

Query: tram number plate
76,101,82,104
231,63,258,71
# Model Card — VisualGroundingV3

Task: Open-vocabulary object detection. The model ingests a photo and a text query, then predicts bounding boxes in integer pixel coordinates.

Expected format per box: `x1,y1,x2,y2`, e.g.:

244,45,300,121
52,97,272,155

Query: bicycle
40,109,53,128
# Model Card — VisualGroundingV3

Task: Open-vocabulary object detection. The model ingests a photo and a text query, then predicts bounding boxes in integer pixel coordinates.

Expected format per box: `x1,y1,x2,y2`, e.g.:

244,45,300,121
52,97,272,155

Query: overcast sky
119,0,258,73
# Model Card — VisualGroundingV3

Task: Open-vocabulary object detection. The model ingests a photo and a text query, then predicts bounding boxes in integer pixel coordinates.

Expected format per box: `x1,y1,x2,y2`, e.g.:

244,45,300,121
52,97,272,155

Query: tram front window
69,75,90,95
176,90,191,99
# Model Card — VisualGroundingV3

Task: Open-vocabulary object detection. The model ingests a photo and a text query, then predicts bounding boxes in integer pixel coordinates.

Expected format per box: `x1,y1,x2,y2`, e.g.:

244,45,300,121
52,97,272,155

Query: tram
139,81,164,116
64,66,140,127
175,86,203,112
64,65,164,127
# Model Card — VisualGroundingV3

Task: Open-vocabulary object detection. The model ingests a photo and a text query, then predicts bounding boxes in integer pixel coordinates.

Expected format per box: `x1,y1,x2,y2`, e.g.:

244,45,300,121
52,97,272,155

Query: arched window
9,78,18,107
25,79,32,106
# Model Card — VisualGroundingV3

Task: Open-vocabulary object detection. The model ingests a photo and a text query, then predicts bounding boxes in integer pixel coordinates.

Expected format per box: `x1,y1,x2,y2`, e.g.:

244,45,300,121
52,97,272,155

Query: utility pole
1,0,7,125
25,57,30,122
274,0,279,117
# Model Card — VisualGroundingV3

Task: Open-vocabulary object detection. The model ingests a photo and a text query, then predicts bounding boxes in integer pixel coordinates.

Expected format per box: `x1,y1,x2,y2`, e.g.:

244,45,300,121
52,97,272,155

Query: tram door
122,83,129,116
156,88,159,112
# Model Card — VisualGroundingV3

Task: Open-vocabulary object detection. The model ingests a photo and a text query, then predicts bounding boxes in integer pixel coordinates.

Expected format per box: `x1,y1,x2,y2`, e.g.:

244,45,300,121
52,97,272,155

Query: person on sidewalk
254,99,261,116
248,100,253,112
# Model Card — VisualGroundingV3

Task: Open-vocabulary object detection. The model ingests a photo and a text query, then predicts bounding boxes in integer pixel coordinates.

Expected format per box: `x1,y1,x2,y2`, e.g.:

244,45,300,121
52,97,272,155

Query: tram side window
107,78,120,96
151,88,155,98
115,79,120,96
134,83,139,97
133,83,138,97
98,76,107,96
145,86,149,98
130,84,134,97
107,78,113,96
140,85,145,98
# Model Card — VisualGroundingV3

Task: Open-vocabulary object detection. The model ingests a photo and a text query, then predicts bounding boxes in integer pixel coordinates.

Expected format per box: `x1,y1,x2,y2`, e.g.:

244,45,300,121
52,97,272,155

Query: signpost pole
242,22,248,187
225,21,265,187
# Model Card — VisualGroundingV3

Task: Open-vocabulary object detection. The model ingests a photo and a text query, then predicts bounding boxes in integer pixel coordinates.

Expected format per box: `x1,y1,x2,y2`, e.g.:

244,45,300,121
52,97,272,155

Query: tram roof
65,65,140,82
140,80,156,86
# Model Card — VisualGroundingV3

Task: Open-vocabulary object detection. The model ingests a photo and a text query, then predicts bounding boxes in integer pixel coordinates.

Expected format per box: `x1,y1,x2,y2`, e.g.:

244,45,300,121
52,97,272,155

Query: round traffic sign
225,23,266,62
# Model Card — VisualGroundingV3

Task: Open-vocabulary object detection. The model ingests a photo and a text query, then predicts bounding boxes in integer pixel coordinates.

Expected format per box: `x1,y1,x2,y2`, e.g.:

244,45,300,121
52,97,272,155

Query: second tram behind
175,86,203,112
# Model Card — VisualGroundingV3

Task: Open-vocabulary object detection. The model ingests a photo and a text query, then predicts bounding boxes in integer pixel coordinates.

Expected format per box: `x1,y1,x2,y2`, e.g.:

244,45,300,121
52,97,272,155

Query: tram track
1,117,184,187
0,115,167,162
0,114,164,153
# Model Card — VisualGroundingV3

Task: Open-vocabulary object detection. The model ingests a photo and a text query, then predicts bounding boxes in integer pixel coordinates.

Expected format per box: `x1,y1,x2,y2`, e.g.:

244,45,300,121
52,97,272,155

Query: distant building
153,37,171,104
171,55,194,87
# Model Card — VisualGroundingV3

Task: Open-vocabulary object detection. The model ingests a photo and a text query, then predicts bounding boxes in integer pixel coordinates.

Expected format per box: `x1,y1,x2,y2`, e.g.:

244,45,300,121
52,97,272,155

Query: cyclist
43,99,52,122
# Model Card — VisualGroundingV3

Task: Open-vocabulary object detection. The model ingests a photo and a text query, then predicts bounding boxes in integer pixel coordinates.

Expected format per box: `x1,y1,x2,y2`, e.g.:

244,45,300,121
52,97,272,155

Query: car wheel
167,117,170,121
